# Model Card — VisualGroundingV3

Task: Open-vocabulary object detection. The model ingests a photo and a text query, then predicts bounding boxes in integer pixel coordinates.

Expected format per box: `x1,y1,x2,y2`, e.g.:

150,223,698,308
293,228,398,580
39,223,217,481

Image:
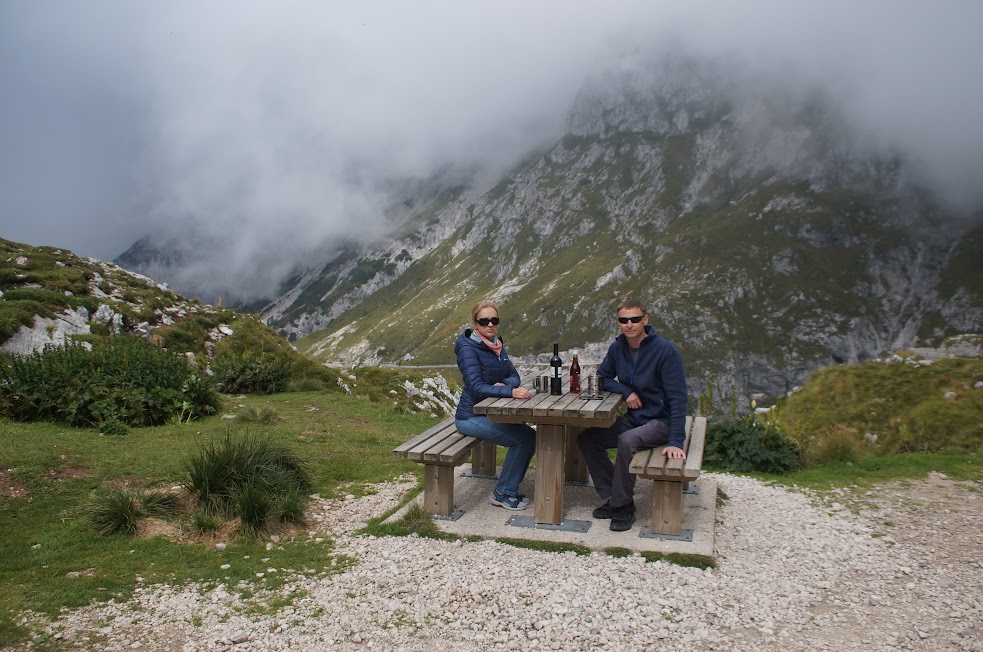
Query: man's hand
662,446,686,460
512,387,532,399
625,391,643,409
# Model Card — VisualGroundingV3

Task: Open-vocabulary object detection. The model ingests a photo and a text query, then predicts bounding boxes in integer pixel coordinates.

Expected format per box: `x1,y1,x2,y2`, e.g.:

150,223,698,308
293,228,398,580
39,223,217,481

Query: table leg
564,426,588,484
534,423,565,525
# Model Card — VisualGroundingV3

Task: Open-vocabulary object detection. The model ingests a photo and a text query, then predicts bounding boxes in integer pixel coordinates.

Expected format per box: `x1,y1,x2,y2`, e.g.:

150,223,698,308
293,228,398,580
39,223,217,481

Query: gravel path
11,472,982,651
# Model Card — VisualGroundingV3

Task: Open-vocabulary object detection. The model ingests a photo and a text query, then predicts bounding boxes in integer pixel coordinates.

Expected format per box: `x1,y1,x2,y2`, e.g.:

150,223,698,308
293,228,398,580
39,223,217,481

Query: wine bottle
569,349,581,394
549,343,563,395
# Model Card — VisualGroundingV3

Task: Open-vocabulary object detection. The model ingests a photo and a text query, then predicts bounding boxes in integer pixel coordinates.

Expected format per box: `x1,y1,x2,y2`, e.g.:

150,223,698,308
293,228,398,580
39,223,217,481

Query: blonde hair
471,300,499,323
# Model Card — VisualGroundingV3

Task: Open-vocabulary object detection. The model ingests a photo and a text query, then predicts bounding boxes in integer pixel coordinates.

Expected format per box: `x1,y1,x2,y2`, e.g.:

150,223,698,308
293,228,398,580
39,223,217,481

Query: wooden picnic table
473,383,623,526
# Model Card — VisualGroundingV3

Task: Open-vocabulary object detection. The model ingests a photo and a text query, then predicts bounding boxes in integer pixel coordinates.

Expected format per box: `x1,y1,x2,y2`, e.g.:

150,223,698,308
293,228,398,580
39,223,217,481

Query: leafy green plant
704,417,800,473
0,336,220,429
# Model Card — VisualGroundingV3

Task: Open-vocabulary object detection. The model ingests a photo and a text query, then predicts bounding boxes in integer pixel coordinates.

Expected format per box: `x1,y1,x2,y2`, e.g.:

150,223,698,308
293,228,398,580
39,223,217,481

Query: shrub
183,433,312,536
0,336,219,429
704,417,800,473
213,350,292,394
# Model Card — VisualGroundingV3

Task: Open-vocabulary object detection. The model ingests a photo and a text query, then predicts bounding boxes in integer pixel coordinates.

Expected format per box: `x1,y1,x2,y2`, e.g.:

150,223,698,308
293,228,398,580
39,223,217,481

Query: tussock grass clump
88,487,181,536
183,433,312,537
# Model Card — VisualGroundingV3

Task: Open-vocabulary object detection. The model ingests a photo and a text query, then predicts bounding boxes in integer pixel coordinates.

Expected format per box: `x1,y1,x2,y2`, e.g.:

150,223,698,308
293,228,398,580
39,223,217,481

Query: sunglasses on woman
617,315,645,324
476,316,500,326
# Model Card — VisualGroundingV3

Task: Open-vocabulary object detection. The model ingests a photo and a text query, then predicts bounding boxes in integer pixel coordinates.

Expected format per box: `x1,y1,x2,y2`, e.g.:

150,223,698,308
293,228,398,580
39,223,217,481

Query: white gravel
12,472,982,651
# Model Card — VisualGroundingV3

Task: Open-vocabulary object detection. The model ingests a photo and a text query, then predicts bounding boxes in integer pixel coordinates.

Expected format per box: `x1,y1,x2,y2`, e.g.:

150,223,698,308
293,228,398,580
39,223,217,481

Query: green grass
769,357,983,455
760,451,983,491
0,390,441,646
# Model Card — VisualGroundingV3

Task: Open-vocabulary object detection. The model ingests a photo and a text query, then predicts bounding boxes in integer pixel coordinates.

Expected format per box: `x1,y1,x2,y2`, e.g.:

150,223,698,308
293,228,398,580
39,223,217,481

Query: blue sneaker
490,490,528,511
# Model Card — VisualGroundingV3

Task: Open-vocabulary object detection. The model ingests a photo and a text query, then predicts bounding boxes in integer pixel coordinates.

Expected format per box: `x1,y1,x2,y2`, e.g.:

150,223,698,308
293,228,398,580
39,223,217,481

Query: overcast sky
2,0,982,298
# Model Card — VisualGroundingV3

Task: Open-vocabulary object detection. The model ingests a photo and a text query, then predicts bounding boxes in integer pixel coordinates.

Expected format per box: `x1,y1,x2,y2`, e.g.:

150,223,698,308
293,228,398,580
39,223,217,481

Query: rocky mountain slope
119,60,983,405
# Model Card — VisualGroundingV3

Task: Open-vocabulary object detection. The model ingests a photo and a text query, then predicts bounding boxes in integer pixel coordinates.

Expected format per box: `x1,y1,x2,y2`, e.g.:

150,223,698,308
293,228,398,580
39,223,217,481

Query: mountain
124,60,983,405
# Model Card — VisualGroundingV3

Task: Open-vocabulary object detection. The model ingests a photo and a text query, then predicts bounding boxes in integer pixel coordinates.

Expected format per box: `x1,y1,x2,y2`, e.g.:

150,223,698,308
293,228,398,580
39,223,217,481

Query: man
577,299,688,532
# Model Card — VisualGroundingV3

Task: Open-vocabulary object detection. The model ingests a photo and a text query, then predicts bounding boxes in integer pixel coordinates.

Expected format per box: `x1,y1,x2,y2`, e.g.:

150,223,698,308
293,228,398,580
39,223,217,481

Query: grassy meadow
0,390,438,647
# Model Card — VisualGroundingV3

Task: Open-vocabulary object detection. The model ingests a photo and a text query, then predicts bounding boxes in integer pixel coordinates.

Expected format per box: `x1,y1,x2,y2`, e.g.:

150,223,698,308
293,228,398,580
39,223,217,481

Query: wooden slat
407,429,461,460
682,416,707,479
508,391,551,415
547,393,582,417
423,432,474,462
392,418,456,457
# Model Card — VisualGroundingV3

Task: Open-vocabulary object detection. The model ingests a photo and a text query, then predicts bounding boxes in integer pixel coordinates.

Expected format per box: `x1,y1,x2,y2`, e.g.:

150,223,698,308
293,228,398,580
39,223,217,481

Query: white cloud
1,0,981,299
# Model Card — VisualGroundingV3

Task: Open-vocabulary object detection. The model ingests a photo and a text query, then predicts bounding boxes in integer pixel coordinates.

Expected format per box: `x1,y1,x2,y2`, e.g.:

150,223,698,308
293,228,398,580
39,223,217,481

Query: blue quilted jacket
597,325,689,448
454,329,521,420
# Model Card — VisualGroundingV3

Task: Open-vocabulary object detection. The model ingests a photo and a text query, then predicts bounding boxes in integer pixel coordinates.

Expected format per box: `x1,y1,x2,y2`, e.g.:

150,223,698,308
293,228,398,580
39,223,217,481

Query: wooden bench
628,415,707,537
392,417,496,518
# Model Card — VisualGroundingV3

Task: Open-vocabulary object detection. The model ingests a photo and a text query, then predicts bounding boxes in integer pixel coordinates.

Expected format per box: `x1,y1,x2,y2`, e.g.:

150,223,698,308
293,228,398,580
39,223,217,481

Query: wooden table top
473,386,622,428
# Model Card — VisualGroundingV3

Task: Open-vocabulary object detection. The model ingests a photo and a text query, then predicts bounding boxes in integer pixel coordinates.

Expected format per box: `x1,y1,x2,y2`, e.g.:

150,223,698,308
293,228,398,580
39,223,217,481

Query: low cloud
2,0,981,300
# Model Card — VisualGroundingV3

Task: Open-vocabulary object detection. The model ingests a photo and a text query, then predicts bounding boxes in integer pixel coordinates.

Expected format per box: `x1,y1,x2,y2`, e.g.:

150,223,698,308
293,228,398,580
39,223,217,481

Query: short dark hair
616,299,647,314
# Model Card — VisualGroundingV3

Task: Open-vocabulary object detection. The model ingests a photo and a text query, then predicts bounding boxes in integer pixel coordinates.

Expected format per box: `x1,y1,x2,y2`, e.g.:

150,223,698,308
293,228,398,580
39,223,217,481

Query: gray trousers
577,416,670,509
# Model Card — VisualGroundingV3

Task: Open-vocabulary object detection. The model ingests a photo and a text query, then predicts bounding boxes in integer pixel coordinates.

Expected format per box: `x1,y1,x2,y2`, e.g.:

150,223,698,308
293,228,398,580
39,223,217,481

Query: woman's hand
512,387,532,400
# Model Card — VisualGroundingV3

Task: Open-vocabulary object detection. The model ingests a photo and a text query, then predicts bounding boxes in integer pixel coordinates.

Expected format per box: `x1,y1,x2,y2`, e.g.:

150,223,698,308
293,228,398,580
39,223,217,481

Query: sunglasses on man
617,315,645,324
476,317,500,326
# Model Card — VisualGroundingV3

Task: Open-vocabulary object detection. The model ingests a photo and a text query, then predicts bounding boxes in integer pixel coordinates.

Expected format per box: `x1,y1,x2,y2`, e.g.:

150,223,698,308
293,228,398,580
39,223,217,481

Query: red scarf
477,332,503,357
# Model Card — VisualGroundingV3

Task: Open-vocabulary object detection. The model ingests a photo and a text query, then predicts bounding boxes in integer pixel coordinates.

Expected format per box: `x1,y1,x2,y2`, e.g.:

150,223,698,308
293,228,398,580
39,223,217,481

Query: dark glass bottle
549,343,563,395
569,349,581,394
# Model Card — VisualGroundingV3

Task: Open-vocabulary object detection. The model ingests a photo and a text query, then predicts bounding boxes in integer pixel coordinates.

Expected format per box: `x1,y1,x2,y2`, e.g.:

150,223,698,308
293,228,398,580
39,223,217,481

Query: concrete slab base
384,467,717,557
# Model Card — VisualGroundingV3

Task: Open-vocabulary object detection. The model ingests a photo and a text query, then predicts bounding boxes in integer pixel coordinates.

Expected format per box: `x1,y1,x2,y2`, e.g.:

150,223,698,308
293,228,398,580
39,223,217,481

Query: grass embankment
0,391,438,647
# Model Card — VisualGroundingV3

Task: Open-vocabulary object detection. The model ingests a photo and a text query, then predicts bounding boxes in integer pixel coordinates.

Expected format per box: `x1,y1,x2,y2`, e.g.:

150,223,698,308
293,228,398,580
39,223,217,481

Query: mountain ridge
116,60,983,405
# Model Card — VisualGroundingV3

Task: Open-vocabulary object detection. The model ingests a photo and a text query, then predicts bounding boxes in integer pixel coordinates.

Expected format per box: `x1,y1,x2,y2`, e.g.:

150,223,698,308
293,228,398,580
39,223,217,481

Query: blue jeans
456,416,535,497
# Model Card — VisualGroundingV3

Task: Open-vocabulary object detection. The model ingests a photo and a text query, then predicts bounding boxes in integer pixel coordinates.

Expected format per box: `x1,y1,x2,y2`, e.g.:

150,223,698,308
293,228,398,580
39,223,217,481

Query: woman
455,301,536,510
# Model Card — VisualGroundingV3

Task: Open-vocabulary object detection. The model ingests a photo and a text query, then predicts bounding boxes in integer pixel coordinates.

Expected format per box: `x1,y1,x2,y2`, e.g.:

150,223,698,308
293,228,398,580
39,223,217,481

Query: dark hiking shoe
592,501,617,519
609,503,636,532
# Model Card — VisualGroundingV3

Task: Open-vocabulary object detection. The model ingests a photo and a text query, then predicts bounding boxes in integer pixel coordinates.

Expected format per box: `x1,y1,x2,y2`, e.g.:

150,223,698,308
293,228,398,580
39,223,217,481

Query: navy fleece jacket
596,325,688,448
454,329,521,420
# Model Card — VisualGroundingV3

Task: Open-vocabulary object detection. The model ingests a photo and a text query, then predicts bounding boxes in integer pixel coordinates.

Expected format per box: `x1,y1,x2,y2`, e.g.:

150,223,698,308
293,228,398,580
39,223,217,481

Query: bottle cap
572,349,579,356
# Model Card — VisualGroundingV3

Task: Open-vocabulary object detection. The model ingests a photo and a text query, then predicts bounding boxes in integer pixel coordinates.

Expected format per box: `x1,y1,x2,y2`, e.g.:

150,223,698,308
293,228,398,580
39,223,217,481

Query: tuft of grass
189,510,220,536
89,488,144,536
806,424,862,465
604,547,633,558
365,503,458,541
494,537,593,556
183,433,312,535
140,489,181,516
641,551,717,569
235,406,280,424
